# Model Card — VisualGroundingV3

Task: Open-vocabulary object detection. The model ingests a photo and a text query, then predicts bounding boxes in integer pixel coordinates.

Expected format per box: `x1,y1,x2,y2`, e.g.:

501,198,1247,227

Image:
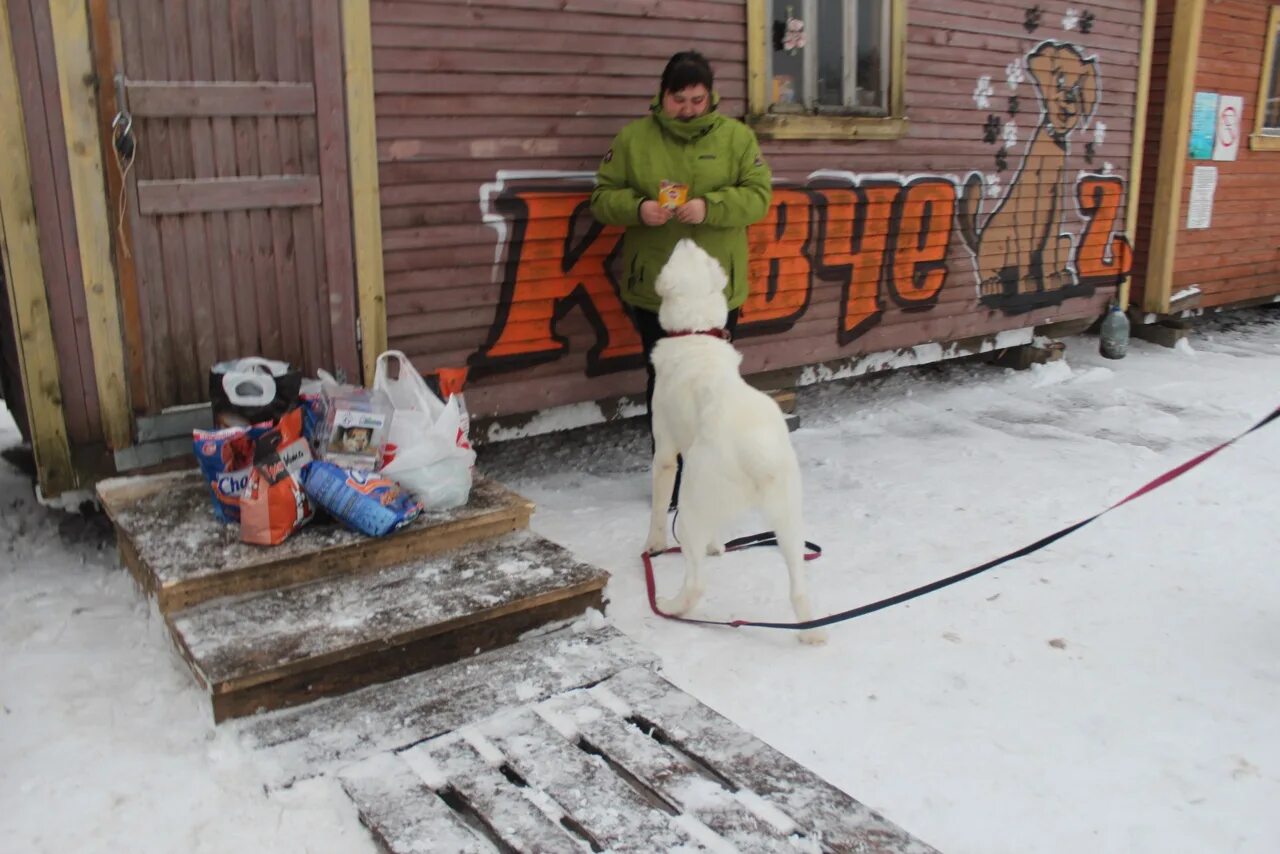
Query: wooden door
103,0,360,411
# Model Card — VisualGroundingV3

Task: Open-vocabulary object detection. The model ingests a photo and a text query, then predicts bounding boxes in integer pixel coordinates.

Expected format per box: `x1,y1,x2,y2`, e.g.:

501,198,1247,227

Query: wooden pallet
233,625,935,852
169,530,609,721
96,469,534,612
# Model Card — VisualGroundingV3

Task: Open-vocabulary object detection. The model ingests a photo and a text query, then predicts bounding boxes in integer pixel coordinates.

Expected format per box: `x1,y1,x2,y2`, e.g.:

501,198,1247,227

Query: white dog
644,239,825,644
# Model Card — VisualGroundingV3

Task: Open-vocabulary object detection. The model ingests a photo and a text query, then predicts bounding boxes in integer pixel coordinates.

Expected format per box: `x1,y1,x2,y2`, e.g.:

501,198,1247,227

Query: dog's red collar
666,328,732,341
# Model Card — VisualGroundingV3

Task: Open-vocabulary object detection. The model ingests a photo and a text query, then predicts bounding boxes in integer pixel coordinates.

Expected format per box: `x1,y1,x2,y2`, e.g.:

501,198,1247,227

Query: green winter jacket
590,94,772,312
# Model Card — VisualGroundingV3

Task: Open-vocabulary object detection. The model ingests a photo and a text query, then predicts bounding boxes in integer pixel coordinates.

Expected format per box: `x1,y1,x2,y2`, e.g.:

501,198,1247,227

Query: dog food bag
240,432,314,547
301,461,423,537
193,423,270,523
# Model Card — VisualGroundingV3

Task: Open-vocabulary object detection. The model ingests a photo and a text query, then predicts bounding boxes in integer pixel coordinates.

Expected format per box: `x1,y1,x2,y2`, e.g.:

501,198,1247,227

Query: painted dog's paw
644,532,669,555
706,542,724,556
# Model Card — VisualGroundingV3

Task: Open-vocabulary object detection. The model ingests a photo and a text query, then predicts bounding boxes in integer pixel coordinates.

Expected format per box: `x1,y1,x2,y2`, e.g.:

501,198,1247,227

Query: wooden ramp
231,626,937,853
97,469,606,721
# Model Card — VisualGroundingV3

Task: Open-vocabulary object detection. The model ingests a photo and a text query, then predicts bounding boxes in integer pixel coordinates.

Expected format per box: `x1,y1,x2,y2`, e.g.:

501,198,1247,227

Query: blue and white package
300,461,423,537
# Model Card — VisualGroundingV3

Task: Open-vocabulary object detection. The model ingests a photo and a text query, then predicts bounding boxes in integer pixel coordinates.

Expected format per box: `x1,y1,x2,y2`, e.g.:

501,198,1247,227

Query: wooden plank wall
113,0,358,410
5,0,102,445
1172,0,1280,306
372,0,1144,418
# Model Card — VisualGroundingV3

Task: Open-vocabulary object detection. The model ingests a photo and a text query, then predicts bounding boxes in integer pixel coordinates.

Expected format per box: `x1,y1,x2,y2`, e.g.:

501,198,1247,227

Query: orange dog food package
658,180,688,210
240,408,314,546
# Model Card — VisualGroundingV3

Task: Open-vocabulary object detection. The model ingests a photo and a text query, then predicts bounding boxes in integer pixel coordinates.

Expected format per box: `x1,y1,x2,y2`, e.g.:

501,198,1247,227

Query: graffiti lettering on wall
471,30,1133,377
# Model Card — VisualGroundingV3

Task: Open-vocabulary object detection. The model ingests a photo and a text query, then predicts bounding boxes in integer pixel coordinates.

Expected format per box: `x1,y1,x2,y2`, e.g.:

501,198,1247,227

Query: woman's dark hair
661,51,714,95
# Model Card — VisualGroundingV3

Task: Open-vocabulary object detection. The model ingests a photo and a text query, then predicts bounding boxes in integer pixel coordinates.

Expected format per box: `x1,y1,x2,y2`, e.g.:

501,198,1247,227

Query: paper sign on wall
1188,92,1219,159
1212,95,1243,161
1187,165,1217,229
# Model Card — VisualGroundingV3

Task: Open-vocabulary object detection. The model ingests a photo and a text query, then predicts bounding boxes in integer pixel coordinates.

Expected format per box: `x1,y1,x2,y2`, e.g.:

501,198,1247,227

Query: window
1252,6,1280,149
747,0,907,140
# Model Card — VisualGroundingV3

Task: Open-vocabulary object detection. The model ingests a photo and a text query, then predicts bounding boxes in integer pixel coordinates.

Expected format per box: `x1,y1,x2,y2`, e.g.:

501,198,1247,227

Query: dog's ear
1026,43,1056,96
1077,59,1099,127
705,254,728,294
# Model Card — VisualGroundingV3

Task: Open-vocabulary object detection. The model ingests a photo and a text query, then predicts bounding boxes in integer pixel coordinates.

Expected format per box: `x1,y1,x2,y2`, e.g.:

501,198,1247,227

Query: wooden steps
97,470,534,613
96,468,609,721
233,626,936,853
173,530,608,721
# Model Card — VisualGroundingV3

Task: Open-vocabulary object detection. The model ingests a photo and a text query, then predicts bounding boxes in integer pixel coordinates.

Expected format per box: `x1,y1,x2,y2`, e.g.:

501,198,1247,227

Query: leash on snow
643,403,1280,631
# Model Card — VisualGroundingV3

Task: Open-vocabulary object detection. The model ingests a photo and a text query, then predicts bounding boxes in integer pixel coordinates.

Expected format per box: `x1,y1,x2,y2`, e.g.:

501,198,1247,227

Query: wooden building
1133,0,1280,324
11,0,1251,500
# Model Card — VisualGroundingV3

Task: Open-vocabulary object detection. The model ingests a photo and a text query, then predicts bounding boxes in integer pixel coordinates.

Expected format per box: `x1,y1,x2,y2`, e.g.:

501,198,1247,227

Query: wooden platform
97,469,533,612
231,626,937,853
172,529,608,721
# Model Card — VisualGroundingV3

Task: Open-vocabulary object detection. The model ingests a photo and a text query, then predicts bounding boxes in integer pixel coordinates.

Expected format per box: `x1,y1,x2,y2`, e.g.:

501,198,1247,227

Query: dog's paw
644,532,669,555
657,594,691,615
706,542,724,556
798,628,828,646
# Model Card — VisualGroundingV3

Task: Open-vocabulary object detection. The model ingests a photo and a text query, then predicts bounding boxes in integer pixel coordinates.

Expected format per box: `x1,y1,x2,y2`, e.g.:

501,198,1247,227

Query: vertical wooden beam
49,0,132,449
0,0,76,493
341,0,386,386
889,0,906,119
1120,0,1158,311
1145,0,1207,314
746,0,766,115
88,0,147,411
312,0,360,383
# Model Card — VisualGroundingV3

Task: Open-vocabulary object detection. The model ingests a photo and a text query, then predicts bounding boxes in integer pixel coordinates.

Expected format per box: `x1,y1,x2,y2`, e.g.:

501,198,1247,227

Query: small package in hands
300,461,423,537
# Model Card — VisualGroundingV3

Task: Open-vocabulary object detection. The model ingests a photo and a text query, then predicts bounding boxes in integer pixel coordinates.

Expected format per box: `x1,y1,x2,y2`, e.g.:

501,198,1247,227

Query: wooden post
1144,0,1206,314
341,0,387,386
1120,0,1158,312
88,0,147,412
0,0,76,494
49,0,132,449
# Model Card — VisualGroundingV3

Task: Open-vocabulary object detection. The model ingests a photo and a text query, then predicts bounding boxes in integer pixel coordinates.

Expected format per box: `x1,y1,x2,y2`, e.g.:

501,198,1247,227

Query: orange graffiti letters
478,192,641,373
1074,176,1133,284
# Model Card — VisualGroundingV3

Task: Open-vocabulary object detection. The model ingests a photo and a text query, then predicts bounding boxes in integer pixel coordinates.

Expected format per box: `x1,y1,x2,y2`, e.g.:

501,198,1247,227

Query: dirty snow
2,308,1279,852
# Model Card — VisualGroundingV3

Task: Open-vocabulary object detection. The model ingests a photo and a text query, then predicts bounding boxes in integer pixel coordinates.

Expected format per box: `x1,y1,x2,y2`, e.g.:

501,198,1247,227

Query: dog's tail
957,172,984,254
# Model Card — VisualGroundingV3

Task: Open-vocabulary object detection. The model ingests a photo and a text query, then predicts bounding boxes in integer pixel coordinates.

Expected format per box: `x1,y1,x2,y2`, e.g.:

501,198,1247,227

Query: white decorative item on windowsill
782,6,805,54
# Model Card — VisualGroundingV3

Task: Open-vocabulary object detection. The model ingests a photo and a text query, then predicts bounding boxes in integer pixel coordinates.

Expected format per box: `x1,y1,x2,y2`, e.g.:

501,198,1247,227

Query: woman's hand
675,198,707,224
640,200,673,226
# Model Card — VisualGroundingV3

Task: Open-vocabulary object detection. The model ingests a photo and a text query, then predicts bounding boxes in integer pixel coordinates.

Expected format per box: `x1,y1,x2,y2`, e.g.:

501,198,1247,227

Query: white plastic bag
373,351,474,509
373,351,446,448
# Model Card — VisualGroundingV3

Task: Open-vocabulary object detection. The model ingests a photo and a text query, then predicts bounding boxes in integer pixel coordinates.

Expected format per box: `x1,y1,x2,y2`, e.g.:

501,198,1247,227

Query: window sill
747,113,909,141
1249,133,1280,151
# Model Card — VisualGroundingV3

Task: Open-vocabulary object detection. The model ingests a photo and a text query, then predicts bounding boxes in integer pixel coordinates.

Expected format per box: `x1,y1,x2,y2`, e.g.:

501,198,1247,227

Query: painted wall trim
1121,0,1158,311
49,0,132,449
1145,0,1207,314
0,0,76,494
1250,6,1280,150
342,0,387,386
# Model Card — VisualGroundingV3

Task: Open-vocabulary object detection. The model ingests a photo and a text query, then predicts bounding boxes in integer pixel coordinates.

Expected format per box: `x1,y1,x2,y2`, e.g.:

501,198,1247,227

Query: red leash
643,403,1280,631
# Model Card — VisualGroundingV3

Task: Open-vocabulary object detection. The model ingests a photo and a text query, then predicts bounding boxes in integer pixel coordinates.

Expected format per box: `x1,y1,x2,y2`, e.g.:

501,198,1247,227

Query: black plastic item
209,358,303,428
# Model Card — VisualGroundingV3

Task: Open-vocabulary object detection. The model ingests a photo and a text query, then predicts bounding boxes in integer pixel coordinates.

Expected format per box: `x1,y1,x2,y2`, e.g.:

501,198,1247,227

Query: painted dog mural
960,40,1112,311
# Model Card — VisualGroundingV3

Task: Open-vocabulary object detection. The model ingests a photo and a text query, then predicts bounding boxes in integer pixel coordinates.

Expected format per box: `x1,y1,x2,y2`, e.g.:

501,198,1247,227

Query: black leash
644,403,1280,630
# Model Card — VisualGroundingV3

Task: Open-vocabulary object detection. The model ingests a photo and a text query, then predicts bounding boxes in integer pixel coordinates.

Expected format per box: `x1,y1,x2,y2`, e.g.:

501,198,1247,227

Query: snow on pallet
169,529,609,721
96,469,533,613
233,625,655,789
321,652,936,853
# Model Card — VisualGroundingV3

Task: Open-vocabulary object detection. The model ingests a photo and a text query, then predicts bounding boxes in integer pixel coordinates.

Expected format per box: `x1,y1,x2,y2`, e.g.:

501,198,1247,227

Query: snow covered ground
3,308,1278,853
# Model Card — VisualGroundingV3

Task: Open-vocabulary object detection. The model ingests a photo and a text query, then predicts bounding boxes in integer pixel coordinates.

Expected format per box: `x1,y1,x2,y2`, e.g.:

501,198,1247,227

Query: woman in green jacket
591,51,772,501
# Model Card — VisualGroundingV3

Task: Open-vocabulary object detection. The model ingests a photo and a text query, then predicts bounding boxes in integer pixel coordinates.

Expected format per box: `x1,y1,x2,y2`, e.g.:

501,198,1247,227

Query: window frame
747,0,908,140
1250,5,1280,150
